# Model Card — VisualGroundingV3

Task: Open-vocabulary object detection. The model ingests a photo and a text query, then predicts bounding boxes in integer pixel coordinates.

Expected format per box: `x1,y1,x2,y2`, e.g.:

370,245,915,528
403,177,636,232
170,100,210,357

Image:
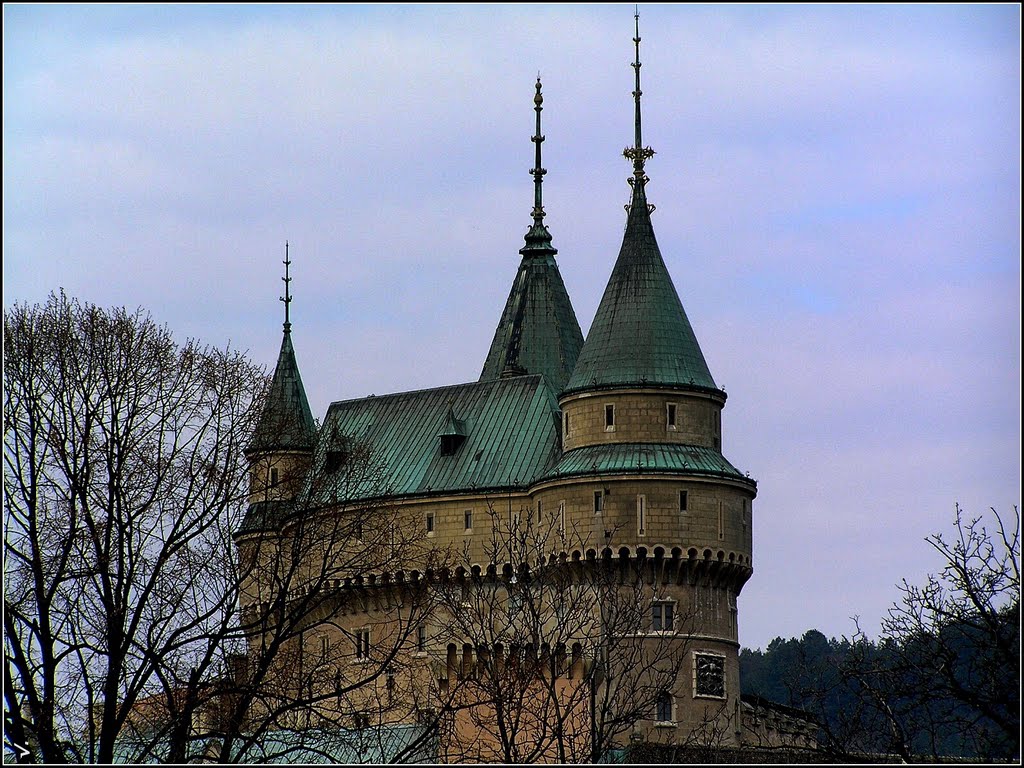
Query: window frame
651,600,675,633
693,651,727,699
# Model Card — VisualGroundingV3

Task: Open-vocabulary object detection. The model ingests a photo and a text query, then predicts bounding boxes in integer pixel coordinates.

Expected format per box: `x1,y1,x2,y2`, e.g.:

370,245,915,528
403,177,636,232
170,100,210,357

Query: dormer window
325,450,347,473
440,434,465,456
438,405,467,456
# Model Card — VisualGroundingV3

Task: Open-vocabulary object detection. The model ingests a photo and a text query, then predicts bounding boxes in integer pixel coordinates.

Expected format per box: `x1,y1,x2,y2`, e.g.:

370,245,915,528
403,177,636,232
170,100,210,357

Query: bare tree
3,292,443,764
4,291,264,763
872,505,1020,760
430,498,690,763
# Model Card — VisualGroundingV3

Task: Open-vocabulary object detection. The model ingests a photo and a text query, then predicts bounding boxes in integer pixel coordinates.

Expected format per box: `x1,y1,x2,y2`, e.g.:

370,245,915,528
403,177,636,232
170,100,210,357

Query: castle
232,21,806,763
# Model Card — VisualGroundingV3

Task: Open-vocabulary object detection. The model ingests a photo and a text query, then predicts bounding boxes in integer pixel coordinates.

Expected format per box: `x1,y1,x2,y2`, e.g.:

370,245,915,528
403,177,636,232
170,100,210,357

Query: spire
247,247,317,455
623,9,655,188
521,76,555,258
280,241,292,334
480,77,584,393
563,14,718,397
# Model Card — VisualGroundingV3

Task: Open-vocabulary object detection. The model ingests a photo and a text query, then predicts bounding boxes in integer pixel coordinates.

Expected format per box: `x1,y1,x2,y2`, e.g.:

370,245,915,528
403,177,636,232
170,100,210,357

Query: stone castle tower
235,20,766,761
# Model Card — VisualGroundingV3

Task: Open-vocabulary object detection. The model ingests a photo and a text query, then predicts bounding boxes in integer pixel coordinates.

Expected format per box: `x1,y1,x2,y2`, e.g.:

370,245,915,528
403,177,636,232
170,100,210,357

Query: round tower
549,17,757,747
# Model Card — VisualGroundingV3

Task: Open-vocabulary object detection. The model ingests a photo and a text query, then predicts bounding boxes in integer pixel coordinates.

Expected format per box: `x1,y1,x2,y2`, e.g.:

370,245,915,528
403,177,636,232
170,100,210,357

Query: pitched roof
247,330,317,454
563,178,718,397
312,375,561,504
479,248,584,394
543,442,755,489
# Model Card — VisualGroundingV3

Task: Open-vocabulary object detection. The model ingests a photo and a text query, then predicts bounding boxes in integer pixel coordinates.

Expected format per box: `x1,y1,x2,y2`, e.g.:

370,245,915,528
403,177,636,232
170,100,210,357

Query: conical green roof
247,330,317,454
479,245,584,394
563,179,718,396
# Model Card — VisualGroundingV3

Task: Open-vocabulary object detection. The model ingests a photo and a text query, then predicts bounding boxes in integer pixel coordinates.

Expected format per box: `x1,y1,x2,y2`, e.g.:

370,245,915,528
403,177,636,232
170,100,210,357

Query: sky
3,3,1020,652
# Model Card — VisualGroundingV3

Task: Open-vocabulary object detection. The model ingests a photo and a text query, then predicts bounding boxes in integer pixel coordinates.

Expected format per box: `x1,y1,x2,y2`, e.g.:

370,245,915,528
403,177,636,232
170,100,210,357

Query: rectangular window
637,494,646,536
558,500,566,534
426,512,435,535
416,625,426,653
718,501,724,540
355,628,371,660
667,403,677,429
464,509,472,530
605,404,615,430
353,512,363,540
656,691,674,723
563,411,570,437
594,491,603,515
694,653,726,698
537,500,543,519
743,499,750,534
679,490,688,512
319,634,330,662
652,601,674,632
269,466,279,486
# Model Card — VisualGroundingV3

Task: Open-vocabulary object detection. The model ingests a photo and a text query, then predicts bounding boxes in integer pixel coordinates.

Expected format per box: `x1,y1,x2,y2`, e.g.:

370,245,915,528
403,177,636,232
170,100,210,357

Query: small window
269,466,279,486
426,512,435,535
464,510,472,531
652,601,674,632
679,490,688,512
354,514,363,540
667,403,677,430
355,628,371,660
694,653,726,698
319,634,331,662
656,691,674,723
537,500,543,519
416,625,427,653
637,494,646,536
563,411,570,437
718,501,724,540
743,499,750,533
558,500,566,534
594,491,604,515
605,404,615,430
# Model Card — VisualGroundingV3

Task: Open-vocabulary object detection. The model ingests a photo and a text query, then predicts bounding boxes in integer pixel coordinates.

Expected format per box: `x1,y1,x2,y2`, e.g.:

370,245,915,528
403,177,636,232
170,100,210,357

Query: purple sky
3,4,1020,652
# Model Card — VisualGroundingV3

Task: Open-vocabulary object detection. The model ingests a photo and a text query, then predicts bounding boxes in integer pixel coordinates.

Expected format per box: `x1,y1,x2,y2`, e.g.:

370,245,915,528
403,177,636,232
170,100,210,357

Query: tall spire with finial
280,241,293,333
479,77,584,392
520,77,555,258
563,11,718,397
530,76,547,229
623,9,655,187
246,243,317,455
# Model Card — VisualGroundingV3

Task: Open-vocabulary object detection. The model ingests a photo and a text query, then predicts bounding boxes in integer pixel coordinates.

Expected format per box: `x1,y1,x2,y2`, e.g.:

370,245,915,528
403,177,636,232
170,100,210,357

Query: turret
245,244,318,511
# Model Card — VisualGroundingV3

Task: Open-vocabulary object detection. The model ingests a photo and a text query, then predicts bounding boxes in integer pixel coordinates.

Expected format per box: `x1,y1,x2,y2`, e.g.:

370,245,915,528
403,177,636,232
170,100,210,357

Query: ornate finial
623,9,655,185
280,241,292,333
530,76,547,226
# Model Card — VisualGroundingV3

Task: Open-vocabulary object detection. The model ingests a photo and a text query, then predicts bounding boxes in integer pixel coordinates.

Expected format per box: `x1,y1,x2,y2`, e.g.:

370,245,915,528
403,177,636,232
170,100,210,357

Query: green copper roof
480,78,584,393
247,330,318,454
479,251,584,393
543,442,755,489
311,375,561,504
563,179,718,396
